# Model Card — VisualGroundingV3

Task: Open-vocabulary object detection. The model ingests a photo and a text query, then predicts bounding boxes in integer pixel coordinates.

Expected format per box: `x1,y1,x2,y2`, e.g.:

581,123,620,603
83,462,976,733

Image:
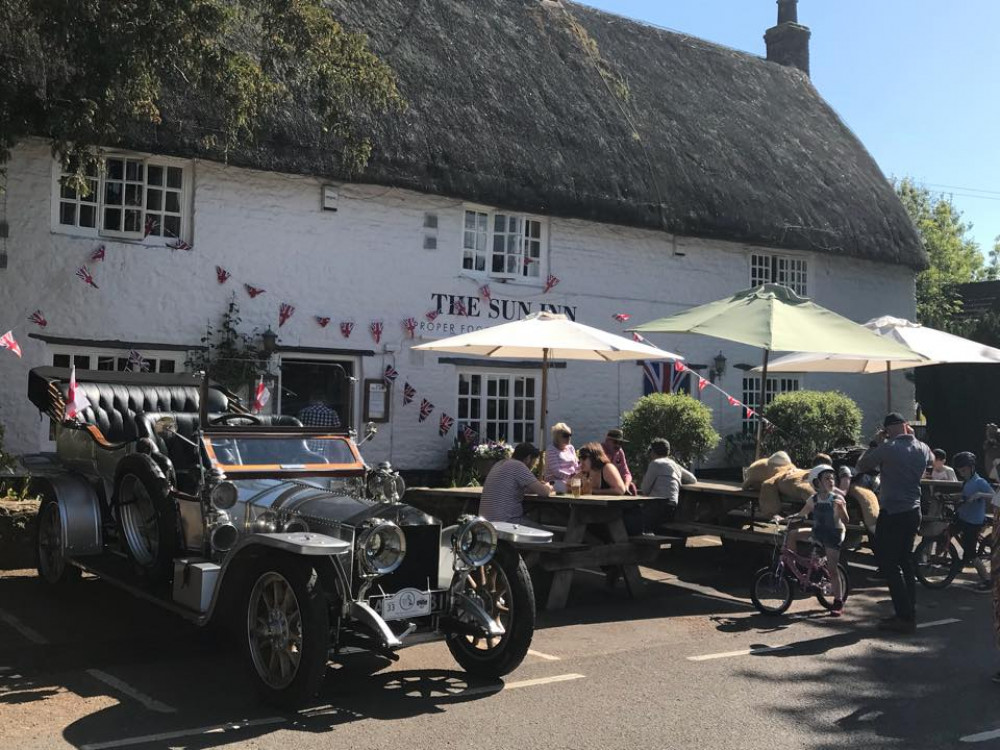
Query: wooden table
405,487,660,610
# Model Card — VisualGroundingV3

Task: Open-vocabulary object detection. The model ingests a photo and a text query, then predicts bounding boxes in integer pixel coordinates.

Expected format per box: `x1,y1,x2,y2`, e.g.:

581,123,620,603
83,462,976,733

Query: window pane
97,356,115,371
459,401,469,419
124,184,142,206
104,207,121,230
105,182,123,206
73,355,90,369
475,256,485,271
124,209,142,232
53,354,70,368
125,159,141,181
147,165,163,185
59,203,76,225
79,204,96,228
167,167,182,189
465,211,477,230
458,376,469,395
117,358,129,371
514,379,524,397
471,400,480,418
163,215,181,237
60,183,77,199
165,192,180,213
471,375,481,395
514,425,524,443
107,158,123,180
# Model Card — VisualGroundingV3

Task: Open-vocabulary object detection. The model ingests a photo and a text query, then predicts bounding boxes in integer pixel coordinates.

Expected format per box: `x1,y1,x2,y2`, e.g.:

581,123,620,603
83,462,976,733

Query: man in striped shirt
479,443,553,523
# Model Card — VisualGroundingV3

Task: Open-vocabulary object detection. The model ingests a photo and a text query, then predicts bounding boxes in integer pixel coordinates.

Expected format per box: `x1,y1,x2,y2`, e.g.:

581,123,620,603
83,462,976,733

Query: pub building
0,0,925,472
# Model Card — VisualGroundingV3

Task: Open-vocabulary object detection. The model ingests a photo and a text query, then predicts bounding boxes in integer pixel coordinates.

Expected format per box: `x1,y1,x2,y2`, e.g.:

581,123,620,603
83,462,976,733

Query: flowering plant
472,441,513,460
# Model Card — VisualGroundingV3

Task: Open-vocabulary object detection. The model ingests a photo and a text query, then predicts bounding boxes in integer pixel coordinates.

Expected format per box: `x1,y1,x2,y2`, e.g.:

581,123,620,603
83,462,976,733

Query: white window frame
741,375,800,433
41,345,186,450
461,204,547,282
749,252,808,296
51,152,193,243
457,369,539,444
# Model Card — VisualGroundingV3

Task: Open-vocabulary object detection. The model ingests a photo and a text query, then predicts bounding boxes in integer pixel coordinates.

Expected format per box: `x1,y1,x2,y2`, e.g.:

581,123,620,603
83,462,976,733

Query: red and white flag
65,365,91,420
279,302,295,327
745,406,755,418
613,313,631,323
76,265,99,289
425,310,440,322
0,330,21,358
253,377,271,413
315,316,331,328
166,238,193,251
215,266,231,284
244,284,266,298
339,320,354,338
90,245,106,262
370,320,384,344
698,376,709,392
402,317,418,338
28,310,48,328
479,284,492,301
727,395,740,407
543,274,560,293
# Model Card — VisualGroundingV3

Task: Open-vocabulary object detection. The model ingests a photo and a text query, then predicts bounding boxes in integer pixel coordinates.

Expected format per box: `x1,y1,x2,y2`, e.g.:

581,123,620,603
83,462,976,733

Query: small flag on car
253,377,271,413
65,365,91,420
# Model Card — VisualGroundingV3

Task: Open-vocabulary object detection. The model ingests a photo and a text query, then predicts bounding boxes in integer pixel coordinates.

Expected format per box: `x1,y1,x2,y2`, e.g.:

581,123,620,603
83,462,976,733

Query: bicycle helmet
837,465,853,478
952,451,976,471
808,464,836,486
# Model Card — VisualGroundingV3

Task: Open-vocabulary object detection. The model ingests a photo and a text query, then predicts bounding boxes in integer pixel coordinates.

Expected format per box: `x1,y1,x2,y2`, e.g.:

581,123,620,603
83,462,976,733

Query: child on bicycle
952,451,993,590
794,464,850,615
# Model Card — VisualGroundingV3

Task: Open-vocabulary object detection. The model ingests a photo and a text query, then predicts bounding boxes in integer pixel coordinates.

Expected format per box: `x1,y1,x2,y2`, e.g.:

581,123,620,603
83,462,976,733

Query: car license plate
379,587,432,621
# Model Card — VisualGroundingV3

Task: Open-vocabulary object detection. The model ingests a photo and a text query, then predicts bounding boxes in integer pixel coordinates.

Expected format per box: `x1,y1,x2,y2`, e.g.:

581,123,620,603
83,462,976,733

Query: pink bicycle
750,515,851,615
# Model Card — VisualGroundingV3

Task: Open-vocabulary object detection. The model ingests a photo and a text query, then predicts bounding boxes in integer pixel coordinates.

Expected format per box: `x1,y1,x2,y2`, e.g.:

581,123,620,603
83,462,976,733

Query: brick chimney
764,0,810,75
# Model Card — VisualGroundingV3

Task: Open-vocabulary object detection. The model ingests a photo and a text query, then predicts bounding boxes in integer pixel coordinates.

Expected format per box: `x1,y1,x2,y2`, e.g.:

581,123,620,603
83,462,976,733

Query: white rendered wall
0,141,917,468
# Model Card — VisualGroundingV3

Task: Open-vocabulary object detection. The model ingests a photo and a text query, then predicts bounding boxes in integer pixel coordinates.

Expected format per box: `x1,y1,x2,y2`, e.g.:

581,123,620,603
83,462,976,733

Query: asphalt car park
1,543,998,750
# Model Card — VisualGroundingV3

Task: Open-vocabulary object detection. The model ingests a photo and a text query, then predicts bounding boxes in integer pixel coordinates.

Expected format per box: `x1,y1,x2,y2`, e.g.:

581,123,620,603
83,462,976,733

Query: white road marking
85,669,177,714
960,726,1000,743
0,608,49,645
505,673,585,689
917,618,961,629
79,717,286,750
527,649,561,661
688,645,793,661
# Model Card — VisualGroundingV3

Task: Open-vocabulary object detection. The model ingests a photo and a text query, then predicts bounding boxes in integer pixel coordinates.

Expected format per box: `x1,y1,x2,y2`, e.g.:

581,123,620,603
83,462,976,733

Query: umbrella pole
755,349,770,460
540,348,549,448
885,361,891,413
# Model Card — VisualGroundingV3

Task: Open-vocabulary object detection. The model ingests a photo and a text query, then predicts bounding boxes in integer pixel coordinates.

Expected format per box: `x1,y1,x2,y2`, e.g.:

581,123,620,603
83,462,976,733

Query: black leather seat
64,382,229,444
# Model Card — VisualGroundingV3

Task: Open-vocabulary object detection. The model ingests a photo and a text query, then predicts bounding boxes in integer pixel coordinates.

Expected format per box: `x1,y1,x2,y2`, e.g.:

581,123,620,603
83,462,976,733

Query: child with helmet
791,464,850,615
951,451,993,590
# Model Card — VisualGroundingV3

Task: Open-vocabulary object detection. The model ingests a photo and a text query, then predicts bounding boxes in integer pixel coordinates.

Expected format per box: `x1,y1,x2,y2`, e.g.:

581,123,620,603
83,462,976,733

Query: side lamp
710,351,727,383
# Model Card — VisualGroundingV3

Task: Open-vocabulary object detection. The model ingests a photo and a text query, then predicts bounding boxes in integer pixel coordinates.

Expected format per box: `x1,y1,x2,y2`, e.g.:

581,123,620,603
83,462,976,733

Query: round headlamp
454,516,498,568
357,520,406,576
210,480,238,510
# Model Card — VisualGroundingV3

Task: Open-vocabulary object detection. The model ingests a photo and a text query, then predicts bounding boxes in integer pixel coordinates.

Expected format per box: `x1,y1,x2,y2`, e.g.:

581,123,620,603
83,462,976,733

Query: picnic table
404,487,673,610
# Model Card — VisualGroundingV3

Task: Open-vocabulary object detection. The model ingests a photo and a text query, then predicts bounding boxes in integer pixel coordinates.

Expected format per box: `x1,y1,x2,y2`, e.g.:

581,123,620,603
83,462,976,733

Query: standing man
297,390,342,429
856,412,932,634
602,428,636,495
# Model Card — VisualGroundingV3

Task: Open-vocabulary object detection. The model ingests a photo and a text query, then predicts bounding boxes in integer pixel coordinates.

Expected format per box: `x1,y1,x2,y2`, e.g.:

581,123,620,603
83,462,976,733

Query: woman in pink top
544,422,579,493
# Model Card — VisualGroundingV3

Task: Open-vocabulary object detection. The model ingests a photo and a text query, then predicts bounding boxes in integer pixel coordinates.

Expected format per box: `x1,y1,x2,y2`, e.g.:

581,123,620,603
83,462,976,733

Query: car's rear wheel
244,555,330,707
113,454,176,584
446,543,535,678
36,498,81,587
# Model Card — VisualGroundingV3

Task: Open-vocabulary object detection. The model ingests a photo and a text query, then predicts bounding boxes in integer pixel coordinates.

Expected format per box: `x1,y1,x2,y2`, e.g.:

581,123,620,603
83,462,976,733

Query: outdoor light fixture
261,328,278,355
710,351,727,383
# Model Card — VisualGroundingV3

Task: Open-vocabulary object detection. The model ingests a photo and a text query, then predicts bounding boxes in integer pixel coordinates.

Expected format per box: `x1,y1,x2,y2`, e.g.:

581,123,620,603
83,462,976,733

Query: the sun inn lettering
418,293,578,334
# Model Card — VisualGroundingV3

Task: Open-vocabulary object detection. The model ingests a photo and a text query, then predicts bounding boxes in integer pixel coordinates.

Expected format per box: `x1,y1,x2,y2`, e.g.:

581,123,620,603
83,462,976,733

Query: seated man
479,443,553,524
627,438,696,534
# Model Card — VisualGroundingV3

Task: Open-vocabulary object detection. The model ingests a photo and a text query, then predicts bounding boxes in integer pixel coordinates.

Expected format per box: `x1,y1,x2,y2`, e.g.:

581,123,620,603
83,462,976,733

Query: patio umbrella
762,315,1000,410
629,285,923,457
412,312,680,445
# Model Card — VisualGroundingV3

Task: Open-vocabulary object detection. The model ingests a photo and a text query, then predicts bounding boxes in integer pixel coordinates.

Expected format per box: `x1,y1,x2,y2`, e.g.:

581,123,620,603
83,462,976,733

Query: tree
0,0,403,188
895,179,983,328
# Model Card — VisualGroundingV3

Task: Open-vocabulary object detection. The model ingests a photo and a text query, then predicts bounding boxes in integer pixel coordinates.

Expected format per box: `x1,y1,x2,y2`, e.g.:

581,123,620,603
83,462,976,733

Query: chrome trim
492,522,553,545
349,601,402,648
238,532,352,556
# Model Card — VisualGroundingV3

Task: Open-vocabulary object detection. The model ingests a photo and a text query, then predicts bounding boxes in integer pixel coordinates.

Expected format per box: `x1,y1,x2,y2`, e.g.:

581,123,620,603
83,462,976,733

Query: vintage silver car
27,368,550,705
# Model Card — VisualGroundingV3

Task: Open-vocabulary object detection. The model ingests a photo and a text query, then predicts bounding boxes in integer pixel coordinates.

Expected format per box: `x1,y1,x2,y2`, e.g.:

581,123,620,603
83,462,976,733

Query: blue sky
576,0,1000,256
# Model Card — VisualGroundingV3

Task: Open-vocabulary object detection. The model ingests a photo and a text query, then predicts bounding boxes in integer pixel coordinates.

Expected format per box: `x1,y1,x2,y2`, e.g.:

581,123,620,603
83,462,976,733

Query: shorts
812,525,845,551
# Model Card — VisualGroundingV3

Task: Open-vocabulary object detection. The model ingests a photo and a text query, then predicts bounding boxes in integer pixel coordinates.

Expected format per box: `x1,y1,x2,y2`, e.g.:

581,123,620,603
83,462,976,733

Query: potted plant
472,441,514,480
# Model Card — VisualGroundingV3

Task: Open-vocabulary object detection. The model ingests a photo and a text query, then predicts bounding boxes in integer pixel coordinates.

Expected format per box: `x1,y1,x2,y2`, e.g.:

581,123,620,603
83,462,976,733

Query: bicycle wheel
751,566,793,615
816,563,851,610
915,536,961,588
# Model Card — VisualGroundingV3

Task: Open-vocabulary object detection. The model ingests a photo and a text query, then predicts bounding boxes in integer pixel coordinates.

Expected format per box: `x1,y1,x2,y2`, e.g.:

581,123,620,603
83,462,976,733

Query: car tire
243,555,330,708
35,497,82,588
446,542,535,679
113,453,177,584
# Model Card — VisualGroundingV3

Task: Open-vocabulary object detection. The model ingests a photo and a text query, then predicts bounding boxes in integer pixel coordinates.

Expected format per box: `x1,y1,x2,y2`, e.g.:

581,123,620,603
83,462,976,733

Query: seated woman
577,442,627,496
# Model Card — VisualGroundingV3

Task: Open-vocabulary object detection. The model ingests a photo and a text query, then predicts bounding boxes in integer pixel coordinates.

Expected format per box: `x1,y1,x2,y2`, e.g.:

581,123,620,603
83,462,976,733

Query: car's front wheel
446,543,535,679
36,498,81,587
243,555,331,707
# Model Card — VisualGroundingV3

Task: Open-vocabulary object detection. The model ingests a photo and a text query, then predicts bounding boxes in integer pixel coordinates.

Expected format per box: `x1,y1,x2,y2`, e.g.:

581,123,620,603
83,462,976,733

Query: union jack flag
419,398,434,421
0,330,22,358
462,425,477,444
478,284,491,301
402,382,416,405
279,302,295,327
76,265,99,289
315,316,331,328
383,365,399,384
90,245,106,262
370,320,384,344
425,310,440,322
340,321,354,338
215,266,231,284
165,238,193,251
28,310,47,328
126,349,149,372
453,299,467,317
245,284,265,298
439,413,454,437
642,360,689,396
402,317,417,337
543,274,560,293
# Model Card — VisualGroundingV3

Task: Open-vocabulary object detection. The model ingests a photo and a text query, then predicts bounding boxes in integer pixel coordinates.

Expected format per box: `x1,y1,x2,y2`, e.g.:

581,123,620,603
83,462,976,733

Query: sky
576,0,1000,256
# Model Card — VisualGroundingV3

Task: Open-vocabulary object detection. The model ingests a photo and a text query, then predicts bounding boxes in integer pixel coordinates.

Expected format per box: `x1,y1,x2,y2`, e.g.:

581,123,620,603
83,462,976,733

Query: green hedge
622,393,720,476
761,390,863,465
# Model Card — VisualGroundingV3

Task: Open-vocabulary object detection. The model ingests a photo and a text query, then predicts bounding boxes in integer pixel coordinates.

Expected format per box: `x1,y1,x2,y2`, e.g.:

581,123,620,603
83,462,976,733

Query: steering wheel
209,413,262,426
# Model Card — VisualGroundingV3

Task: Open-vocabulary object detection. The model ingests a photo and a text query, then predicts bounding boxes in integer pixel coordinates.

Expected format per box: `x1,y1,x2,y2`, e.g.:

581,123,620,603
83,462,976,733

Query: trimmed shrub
761,390,863,466
622,393,720,475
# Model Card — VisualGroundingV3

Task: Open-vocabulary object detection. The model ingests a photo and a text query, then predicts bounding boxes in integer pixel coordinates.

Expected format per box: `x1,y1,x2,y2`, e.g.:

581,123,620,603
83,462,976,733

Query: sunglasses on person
558,431,572,438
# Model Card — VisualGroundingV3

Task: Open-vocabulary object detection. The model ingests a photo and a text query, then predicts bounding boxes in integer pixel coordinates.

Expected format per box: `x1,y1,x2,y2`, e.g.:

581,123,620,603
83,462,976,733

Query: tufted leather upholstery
63,383,229,444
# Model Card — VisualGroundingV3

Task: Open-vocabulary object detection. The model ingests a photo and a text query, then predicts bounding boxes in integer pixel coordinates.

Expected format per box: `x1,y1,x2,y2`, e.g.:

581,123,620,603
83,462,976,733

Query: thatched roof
141,0,926,269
